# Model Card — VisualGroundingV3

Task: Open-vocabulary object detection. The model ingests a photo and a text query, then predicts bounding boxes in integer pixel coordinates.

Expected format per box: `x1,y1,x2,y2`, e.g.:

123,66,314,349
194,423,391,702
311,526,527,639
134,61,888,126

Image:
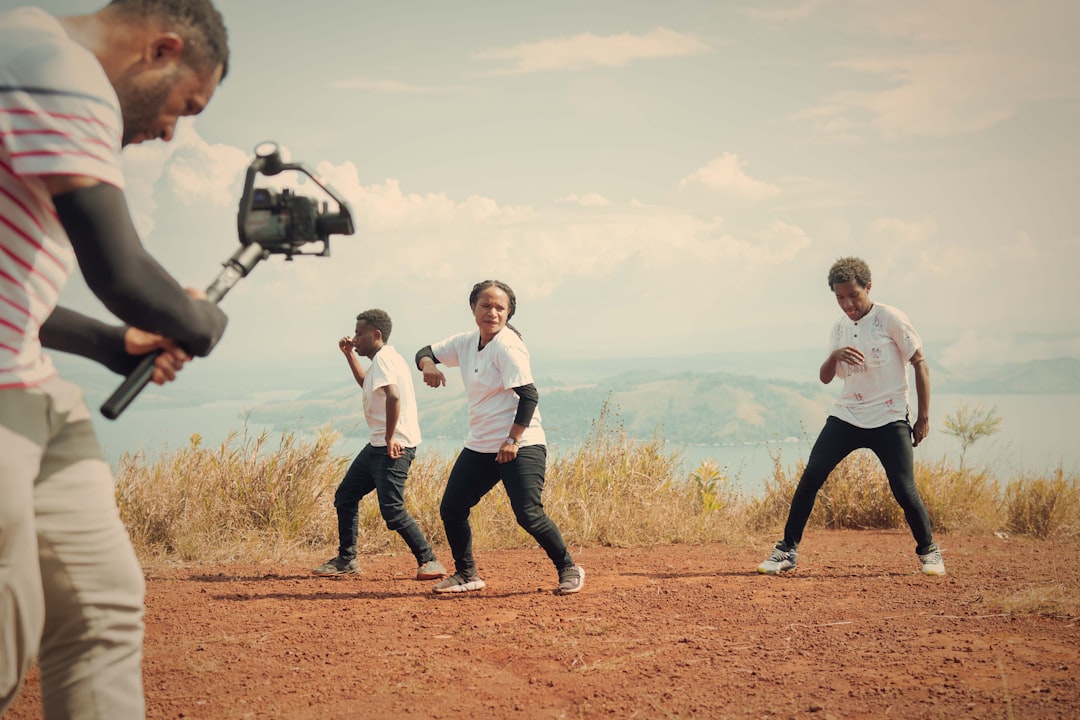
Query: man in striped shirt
1,2,230,717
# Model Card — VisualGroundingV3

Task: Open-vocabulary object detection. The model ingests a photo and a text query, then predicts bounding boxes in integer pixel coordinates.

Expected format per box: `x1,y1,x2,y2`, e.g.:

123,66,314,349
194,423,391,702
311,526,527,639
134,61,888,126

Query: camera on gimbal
103,141,358,420
237,142,354,258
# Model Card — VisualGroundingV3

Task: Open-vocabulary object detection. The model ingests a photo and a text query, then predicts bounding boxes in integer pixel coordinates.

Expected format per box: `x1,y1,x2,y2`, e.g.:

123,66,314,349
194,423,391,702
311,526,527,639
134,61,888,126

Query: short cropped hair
108,0,230,80
356,309,392,341
827,257,872,289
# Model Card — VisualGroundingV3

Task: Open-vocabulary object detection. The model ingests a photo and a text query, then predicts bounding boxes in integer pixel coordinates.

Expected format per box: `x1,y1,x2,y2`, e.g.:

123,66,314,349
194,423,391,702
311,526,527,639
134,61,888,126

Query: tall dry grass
116,426,347,562
114,410,1080,564
1004,467,1080,540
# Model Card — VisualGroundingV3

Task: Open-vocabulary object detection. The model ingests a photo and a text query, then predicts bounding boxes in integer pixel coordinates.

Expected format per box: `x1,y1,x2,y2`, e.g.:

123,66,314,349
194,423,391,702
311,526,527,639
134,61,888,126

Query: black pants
334,443,436,564
782,417,936,555
440,445,574,578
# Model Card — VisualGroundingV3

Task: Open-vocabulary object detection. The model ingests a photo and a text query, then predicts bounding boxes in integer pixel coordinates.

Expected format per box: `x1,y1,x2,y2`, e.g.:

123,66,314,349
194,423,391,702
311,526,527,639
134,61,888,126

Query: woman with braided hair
415,280,584,595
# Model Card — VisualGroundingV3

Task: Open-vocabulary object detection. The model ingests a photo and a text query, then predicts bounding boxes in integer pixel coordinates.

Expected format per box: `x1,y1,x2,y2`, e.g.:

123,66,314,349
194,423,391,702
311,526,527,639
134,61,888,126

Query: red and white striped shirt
0,7,125,388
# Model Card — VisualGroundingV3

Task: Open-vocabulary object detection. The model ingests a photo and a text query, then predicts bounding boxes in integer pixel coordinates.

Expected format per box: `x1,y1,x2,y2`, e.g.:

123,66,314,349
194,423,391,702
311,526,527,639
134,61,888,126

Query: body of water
90,393,1078,497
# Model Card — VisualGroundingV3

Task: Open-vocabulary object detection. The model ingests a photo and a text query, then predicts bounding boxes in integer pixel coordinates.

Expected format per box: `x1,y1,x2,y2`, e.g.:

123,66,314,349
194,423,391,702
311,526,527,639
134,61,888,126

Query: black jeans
440,445,574,578
782,417,936,555
334,443,436,564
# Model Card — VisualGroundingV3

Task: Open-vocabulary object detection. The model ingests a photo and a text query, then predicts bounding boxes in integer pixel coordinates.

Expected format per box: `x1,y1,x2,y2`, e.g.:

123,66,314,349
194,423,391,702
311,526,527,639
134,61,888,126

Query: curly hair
107,0,230,80
827,257,872,289
469,280,516,320
355,308,392,341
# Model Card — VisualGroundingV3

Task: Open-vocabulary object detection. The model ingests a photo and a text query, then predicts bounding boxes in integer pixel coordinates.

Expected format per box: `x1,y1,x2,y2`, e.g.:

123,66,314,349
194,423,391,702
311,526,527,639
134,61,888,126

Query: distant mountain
934,357,1080,394
52,353,1079,448
247,369,836,446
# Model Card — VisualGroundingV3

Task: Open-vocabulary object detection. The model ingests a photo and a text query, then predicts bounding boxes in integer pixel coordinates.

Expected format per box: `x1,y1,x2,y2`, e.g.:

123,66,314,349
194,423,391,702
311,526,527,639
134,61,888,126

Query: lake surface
89,392,1078,497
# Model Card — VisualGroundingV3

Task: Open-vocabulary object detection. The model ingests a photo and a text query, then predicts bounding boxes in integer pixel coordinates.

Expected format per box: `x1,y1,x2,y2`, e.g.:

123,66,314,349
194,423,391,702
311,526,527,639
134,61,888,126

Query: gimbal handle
100,242,268,419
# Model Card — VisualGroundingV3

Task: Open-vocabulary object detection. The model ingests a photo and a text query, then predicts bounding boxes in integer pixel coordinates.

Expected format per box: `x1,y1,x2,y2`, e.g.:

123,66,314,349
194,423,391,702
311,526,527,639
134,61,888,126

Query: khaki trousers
1,376,145,719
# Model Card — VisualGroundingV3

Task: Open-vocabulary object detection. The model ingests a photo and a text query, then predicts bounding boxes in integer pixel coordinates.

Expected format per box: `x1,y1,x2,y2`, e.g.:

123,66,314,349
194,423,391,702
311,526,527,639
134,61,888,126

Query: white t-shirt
0,7,125,389
363,345,421,448
430,328,545,453
829,303,921,429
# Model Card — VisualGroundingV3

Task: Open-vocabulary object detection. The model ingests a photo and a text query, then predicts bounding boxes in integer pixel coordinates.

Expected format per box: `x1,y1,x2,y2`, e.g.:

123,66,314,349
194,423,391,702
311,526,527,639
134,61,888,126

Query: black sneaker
556,565,585,595
312,556,360,576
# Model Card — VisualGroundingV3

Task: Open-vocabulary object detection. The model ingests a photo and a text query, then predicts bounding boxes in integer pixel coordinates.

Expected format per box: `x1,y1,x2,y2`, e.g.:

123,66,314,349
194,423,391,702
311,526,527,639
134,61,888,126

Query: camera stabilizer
100,142,355,419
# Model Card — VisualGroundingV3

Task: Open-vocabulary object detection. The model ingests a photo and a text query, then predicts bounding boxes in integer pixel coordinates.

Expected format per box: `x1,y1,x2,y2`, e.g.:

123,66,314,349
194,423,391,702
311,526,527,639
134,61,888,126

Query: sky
18,0,1080,377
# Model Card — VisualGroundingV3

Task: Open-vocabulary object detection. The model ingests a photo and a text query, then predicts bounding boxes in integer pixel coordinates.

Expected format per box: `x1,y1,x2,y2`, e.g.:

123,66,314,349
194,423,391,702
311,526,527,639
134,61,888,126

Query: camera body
237,142,354,258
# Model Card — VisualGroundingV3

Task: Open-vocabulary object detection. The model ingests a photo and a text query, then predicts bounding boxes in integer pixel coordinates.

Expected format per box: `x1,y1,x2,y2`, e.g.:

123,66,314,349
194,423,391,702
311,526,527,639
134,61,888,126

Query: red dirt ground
7,530,1079,719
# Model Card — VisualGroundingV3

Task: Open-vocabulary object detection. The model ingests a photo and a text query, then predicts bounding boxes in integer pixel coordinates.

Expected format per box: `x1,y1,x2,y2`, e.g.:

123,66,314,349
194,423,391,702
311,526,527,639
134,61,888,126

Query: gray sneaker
432,572,486,594
312,556,360,576
556,565,585,595
757,544,797,574
416,560,447,581
919,547,946,576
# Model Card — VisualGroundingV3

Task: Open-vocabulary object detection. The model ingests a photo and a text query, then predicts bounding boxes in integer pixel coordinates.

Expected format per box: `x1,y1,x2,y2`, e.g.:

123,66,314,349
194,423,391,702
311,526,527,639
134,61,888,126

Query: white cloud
679,153,782,201
871,216,938,246
743,0,831,23
787,1,1080,140
752,220,813,263
120,135,173,237
165,137,251,209
119,123,250,236
327,76,469,94
473,27,709,75
940,329,1080,371
558,192,611,207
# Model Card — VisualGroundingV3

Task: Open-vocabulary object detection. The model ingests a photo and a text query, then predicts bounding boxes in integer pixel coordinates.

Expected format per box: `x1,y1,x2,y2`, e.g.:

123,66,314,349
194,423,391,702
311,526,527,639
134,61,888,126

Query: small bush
1004,468,1080,540
915,459,1002,535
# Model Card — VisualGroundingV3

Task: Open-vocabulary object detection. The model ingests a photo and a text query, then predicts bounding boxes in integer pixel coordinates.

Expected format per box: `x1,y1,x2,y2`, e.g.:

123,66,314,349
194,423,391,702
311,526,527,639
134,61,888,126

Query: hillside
245,370,838,445
51,354,1080,451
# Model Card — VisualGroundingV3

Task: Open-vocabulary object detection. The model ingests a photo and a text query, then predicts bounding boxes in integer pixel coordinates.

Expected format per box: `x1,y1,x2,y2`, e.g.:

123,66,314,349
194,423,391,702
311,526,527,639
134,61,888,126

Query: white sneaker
432,572,486,593
757,545,797,574
919,548,946,576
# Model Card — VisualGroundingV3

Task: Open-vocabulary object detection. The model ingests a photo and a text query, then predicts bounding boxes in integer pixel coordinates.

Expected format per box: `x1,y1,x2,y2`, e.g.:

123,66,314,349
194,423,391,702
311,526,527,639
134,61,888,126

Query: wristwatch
505,437,519,446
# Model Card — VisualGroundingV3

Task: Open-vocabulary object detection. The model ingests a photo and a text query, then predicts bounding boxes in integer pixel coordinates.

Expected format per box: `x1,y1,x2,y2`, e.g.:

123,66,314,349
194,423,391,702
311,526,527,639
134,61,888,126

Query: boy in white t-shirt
756,257,945,577
312,309,446,581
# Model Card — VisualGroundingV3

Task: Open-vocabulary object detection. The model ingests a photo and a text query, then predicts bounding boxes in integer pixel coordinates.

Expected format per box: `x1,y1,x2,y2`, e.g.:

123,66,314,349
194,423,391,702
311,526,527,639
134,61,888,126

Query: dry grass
116,426,347,562
1003,467,1080,540
988,584,1080,618
115,410,1080,568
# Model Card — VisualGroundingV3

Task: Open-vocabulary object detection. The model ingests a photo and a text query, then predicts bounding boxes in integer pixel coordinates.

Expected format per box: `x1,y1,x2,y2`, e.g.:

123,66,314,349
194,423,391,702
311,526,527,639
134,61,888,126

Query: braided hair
469,280,521,338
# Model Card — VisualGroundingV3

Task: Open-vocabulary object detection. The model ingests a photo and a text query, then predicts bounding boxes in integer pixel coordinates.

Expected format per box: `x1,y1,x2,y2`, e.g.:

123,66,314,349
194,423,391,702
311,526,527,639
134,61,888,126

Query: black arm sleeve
512,383,538,427
39,306,143,375
52,183,227,357
415,345,439,370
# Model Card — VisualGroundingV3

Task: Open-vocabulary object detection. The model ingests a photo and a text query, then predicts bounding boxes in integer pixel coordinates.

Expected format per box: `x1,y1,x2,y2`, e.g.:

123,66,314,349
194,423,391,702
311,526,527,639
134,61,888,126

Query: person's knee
333,488,352,510
512,503,547,533
379,503,409,531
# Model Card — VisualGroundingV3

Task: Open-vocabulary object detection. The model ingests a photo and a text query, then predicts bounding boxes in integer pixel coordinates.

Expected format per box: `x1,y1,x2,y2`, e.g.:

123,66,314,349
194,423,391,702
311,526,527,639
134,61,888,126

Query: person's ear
148,33,184,66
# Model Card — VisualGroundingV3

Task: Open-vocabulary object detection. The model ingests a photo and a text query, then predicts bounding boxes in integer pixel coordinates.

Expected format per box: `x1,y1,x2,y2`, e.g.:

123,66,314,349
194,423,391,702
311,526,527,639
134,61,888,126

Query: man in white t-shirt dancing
756,257,946,577
312,309,447,581
1,2,231,717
